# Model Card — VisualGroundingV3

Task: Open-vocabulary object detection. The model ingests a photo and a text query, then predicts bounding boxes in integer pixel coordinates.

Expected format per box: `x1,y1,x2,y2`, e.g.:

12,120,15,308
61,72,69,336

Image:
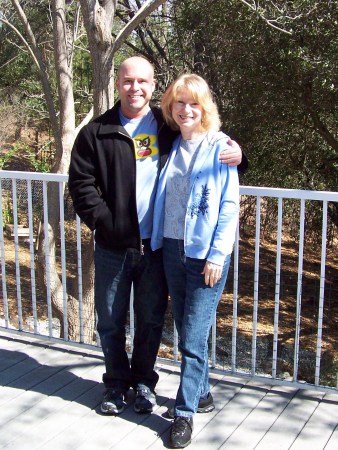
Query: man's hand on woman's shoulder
219,139,242,167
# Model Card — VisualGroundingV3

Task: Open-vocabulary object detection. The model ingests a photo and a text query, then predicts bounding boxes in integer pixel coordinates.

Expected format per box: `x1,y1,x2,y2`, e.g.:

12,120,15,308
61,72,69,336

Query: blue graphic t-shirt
119,108,159,239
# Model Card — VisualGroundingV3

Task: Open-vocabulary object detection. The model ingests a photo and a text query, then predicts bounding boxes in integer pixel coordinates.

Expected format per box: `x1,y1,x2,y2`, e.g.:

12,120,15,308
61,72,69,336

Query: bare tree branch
69,1,81,69
0,16,41,67
113,0,166,54
238,0,293,35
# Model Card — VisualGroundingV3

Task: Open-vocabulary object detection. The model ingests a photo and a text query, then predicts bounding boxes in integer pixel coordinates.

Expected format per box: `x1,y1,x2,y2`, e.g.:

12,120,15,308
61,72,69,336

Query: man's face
116,58,155,119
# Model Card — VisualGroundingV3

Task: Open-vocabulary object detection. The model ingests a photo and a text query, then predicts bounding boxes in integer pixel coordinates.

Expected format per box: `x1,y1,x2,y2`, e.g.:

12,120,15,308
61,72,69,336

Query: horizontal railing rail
1,170,338,392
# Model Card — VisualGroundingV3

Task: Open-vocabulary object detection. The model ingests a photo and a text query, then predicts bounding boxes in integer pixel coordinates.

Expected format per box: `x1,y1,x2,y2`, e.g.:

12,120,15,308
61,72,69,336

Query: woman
151,74,239,448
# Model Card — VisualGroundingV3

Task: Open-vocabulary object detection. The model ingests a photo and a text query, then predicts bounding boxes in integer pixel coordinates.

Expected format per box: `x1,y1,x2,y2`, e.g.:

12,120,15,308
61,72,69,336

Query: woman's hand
202,261,223,287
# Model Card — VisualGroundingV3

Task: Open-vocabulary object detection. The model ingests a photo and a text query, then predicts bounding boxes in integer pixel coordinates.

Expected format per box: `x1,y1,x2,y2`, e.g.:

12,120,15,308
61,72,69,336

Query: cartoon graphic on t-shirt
134,134,158,160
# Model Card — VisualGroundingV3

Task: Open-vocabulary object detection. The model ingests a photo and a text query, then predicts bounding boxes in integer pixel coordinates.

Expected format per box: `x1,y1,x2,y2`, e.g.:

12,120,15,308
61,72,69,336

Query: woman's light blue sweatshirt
151,130,240,266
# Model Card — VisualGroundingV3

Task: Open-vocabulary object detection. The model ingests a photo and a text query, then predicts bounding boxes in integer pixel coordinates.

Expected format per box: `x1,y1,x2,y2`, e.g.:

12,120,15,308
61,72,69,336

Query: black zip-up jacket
68,102,178,252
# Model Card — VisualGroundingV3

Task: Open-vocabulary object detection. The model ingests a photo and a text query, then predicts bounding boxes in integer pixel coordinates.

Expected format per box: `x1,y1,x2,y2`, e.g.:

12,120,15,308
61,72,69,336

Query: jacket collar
96,101,126,136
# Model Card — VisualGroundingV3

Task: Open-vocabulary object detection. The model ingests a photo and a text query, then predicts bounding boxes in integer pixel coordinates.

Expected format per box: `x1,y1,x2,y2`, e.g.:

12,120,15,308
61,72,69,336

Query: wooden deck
1,332,338,450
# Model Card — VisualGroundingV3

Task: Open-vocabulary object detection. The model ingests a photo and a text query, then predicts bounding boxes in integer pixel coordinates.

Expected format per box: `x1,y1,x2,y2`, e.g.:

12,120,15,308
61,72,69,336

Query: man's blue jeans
94,241,168,392
163,238,231,418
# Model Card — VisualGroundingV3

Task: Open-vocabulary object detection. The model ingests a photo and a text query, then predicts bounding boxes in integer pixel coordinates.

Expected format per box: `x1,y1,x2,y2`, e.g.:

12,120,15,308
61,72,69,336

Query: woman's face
171,88,204,139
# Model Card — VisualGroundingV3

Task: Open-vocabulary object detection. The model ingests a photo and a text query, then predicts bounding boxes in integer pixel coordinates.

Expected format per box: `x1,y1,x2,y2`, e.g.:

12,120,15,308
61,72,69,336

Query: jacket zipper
117,130,143,254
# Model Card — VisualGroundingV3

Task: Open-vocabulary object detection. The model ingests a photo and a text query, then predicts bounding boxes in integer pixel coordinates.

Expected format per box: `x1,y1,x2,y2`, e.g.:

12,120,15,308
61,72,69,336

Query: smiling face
116,57,155,119
171,88,204,140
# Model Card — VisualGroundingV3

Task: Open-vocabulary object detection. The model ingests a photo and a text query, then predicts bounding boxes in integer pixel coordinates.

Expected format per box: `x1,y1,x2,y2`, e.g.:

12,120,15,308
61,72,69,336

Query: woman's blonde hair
161,74,221,132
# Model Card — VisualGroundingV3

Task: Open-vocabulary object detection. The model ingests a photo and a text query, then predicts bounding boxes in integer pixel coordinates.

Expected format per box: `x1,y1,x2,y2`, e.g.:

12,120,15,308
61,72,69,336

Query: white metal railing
1,170,338,392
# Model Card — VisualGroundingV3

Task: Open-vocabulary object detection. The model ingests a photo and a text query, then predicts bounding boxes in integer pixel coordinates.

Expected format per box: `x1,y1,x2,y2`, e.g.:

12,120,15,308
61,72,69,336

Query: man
68,56,245,415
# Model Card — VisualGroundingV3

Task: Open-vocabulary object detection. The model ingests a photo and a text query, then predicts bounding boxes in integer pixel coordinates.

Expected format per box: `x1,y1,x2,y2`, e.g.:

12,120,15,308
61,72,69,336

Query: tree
1,0,167,342
172,0,338,190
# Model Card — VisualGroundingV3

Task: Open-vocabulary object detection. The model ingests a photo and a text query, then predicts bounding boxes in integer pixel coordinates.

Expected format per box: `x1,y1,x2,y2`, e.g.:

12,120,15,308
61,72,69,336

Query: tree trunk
80,0,116,116
35,0,94,342
52,0,76,173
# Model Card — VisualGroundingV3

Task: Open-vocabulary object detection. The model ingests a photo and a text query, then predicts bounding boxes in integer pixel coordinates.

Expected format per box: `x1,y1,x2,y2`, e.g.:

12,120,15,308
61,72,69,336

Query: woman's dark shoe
167,393,214,418
170,416,193,448
197,392,214,413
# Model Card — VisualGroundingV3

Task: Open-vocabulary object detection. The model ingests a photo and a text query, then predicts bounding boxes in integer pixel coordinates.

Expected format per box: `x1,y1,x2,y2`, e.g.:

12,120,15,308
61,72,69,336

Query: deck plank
217,385,298,449
289,392,338,450
188,380,270,449
324,425,338,450
0,351,103,448
254,389,324,450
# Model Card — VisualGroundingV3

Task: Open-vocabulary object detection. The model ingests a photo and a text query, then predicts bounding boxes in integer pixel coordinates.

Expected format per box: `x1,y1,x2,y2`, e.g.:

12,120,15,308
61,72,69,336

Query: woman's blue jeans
163,238,231,418
94,241,168,392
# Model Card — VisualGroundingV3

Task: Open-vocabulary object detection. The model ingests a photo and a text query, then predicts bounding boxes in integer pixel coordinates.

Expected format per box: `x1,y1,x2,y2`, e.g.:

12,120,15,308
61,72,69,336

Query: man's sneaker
134,384,156,413
101,388,126,414
170,416,193,448
197,392,214,413
167,392,214,418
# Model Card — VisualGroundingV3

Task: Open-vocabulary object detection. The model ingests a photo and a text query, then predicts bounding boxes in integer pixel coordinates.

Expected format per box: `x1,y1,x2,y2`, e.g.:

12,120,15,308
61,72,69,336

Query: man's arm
68,127,108,231
220,139,248,174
